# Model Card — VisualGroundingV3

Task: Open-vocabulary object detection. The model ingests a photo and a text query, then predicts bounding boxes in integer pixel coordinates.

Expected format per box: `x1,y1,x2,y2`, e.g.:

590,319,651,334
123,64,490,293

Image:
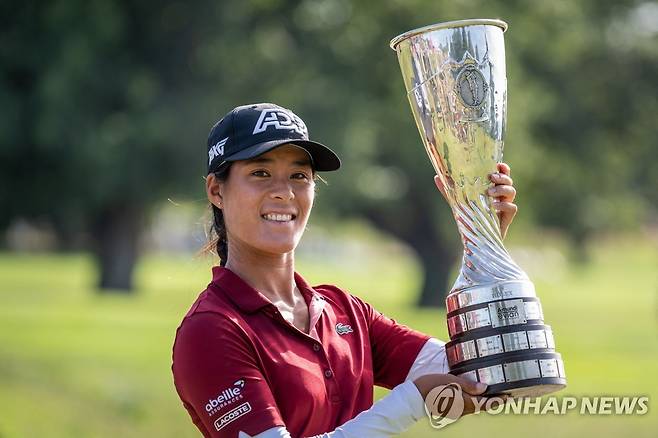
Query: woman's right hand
414,373,499,416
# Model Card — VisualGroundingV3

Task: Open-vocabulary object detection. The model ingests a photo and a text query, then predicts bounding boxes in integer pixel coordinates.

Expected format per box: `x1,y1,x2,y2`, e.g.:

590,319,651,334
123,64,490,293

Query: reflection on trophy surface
390,19,567,397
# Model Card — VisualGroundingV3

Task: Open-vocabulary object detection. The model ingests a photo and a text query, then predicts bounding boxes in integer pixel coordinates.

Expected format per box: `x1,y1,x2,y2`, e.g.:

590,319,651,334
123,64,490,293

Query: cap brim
219,139,341,172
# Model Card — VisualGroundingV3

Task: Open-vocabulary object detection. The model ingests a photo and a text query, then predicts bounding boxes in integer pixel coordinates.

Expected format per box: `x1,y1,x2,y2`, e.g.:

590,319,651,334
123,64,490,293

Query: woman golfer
172,103,518,437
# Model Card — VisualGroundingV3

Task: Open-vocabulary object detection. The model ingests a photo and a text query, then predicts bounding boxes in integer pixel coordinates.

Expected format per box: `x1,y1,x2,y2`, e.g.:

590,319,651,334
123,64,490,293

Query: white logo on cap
252,108,308,137
208,137,228,165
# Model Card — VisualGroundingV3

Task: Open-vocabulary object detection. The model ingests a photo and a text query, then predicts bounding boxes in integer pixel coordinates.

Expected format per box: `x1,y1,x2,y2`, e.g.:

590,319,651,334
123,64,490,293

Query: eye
251,170,269,177
291,172,310,180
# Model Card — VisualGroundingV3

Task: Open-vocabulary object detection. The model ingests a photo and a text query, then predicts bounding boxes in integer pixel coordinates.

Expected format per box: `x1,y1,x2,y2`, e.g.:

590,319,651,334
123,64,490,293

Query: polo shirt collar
210,266,324,314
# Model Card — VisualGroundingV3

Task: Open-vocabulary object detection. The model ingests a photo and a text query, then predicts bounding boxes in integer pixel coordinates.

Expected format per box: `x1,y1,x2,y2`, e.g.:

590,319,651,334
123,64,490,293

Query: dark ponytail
211,203,229,266
199,166,231,265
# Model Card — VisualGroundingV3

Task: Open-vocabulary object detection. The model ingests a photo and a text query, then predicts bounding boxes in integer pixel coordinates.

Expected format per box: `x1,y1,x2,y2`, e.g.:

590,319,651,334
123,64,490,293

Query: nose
269,176,295,200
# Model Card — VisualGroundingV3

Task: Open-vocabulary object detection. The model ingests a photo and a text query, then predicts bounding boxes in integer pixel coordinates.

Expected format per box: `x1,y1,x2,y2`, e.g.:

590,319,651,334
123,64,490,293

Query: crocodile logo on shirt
335,322,353,335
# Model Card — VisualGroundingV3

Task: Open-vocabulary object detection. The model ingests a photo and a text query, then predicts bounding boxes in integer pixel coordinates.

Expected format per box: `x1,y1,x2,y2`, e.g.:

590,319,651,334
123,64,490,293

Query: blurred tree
0,0,208,290
1,0,656,302
502,0,658,260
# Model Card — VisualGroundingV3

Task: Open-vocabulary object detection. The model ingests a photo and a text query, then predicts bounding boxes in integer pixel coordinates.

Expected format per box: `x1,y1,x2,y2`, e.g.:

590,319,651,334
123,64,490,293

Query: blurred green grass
0,233,657,437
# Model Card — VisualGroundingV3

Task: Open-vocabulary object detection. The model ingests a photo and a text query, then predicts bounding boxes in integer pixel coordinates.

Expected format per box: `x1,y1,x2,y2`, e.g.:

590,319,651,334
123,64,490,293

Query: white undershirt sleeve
404,337,449,381
239,338,448,438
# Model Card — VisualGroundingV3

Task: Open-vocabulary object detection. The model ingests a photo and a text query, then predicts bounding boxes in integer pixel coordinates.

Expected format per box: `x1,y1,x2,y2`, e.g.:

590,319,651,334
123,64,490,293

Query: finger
493,201,518,215
461,393,481,415
495,202,517,239
487,185,516,202
497,162,511,176
452,375,488,396
489,172,513,186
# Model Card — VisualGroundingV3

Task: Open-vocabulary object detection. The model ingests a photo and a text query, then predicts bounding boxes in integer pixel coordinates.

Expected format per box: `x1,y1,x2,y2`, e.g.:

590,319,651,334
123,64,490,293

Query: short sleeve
172,312,285,437
351,295,431,389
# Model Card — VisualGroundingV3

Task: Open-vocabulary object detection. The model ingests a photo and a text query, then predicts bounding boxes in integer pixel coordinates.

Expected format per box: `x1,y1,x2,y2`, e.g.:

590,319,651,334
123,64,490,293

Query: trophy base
450,351,567,398
483,378,567,398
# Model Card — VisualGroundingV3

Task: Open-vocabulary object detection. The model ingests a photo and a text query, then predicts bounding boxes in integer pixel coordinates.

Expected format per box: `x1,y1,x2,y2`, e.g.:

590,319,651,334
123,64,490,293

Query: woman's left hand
487,162,517,239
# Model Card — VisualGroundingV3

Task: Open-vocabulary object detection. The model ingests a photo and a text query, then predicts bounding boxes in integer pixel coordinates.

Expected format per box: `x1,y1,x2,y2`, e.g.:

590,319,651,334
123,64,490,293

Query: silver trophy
390,19,566,397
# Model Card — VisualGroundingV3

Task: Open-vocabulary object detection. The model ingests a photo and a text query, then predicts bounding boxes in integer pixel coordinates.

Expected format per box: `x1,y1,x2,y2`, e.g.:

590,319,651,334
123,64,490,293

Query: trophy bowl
390,19,566,397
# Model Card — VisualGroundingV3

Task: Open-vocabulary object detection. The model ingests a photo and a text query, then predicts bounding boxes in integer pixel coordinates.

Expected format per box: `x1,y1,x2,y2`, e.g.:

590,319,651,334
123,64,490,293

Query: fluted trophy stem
391,19,566,397
452,190,529,290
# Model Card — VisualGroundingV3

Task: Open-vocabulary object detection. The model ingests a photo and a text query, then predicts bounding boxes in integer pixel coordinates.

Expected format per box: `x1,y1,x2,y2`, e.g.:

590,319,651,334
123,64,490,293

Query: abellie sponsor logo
205,379,245,416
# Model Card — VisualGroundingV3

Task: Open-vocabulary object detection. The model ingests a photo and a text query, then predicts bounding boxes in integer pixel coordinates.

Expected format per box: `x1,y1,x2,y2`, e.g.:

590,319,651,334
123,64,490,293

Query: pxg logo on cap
208,137,228,166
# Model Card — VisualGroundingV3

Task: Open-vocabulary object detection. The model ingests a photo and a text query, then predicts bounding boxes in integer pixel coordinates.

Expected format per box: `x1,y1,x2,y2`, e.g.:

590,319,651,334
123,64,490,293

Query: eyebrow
245,156,312,167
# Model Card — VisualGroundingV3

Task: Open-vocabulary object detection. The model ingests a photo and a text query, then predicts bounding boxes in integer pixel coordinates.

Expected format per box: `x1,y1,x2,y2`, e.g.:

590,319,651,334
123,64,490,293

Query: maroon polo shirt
172,266,430,437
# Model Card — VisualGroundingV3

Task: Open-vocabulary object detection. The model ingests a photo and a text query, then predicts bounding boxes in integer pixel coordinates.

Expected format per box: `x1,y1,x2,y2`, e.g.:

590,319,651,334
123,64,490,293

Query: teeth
263,213,293,222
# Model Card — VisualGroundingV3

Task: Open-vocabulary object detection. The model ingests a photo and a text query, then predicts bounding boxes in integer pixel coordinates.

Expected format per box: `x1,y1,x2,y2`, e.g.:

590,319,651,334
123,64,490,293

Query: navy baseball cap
207,103,341,174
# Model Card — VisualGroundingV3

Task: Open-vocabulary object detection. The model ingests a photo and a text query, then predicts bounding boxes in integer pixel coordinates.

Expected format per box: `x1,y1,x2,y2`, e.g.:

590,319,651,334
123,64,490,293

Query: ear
206,173,224,208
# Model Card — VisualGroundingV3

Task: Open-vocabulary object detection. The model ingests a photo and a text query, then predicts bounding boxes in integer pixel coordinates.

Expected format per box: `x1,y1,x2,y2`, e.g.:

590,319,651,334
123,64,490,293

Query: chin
257,240,299,256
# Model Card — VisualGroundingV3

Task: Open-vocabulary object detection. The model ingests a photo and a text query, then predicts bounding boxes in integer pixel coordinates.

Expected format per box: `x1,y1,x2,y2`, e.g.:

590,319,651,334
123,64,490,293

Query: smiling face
208,144,316,259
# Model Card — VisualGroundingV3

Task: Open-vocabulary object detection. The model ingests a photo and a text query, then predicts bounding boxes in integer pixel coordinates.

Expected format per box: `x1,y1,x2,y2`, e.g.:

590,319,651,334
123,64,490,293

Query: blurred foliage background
1,0,657,437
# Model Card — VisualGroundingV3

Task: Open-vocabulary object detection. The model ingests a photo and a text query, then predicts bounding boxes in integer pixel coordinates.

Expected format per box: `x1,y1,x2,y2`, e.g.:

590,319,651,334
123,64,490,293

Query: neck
224,240,297,306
